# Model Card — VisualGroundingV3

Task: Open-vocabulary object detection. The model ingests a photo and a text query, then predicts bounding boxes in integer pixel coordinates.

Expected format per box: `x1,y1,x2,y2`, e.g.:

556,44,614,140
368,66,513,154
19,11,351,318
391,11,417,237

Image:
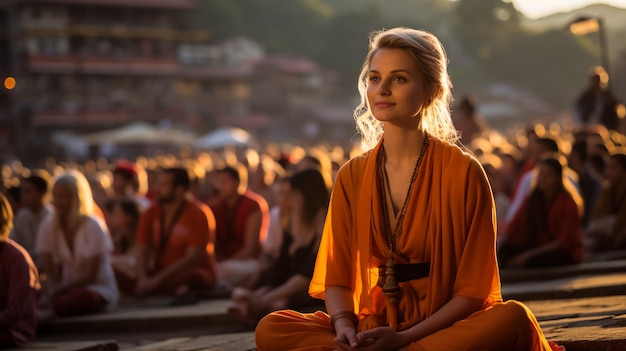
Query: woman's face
366,48,427,126
52,183,73,214
107,204,132,232
537,164,561,194
604,158,625,185
274,181,291,211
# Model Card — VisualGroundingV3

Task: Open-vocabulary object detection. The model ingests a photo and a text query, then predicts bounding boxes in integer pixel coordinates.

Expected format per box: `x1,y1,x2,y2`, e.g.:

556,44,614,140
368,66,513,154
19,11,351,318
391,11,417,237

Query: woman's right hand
334,321,360,350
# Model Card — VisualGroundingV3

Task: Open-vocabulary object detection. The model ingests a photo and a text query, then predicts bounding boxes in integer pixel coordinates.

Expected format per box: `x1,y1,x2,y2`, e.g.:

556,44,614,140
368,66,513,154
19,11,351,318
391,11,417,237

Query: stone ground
9,256,626,351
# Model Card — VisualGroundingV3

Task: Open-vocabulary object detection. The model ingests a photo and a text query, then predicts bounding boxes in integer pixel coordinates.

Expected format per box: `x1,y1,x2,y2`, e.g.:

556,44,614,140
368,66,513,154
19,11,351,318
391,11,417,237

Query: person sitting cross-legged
36,171,118,319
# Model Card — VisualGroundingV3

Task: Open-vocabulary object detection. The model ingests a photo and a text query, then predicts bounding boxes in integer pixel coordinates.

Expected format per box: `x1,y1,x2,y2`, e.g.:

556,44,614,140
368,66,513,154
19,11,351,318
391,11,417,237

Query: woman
0,193,39,349
255,27,553,351
229,169,327,324
104,197,142,287
36,170,118,318
104,197,141,255
261,176,292,261
586,153,626,251
498,156,584,268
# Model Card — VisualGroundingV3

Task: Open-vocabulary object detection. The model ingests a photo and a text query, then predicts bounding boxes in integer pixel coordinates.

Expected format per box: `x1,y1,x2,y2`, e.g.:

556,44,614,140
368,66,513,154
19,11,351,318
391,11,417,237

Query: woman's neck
382,123,425,166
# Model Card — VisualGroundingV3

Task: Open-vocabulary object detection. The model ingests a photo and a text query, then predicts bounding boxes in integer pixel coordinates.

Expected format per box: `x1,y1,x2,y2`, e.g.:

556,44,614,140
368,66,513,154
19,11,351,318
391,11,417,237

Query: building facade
0,0,350,164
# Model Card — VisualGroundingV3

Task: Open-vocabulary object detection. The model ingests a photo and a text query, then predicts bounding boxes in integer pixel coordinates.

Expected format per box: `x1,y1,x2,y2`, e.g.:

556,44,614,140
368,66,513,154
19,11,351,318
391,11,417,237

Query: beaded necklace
376,135,429,330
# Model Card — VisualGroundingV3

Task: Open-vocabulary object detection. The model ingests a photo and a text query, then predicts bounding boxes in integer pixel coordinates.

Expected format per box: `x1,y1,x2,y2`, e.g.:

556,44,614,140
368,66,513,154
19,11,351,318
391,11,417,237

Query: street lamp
568,16,610,85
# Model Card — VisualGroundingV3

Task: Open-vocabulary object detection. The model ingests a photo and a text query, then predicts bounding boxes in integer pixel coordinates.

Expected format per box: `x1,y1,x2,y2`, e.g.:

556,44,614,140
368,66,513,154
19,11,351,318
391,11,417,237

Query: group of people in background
0,144,338,348
1,95,624,348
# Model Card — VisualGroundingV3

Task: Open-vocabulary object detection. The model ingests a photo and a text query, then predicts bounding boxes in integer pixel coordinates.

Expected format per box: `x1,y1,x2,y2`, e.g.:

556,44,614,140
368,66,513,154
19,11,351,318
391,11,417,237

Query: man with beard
116,168,216,300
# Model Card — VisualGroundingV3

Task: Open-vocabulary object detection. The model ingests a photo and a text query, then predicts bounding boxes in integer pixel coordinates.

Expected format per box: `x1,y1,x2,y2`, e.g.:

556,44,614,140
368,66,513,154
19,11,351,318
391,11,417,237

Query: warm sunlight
511,0,626,18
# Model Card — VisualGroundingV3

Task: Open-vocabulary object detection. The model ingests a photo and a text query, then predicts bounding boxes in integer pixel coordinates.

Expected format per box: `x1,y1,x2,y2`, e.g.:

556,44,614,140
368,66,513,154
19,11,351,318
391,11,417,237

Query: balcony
26,54,180,75
21,25,208,42
30,106,165,128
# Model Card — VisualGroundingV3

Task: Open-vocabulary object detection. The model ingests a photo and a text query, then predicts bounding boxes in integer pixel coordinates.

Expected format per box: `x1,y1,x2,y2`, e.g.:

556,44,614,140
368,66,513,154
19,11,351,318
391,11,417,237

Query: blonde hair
52,170,96,230
0,193,13,241
355,27,459,149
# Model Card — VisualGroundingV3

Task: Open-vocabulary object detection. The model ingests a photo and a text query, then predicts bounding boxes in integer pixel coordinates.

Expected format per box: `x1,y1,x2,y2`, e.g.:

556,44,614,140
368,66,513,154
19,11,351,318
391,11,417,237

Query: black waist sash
377,262,430,287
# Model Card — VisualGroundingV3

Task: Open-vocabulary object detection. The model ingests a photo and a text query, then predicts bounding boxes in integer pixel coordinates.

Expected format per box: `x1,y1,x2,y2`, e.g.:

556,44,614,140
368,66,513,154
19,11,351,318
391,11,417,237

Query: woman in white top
37,170,118,318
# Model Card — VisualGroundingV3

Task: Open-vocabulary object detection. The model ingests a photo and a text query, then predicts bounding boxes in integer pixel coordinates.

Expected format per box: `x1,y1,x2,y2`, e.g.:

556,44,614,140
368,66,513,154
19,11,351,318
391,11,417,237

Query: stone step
46,278,623,338
502,272,626,301
123,333,255,351
33,295,626,351
525,295,626,351
500,259,626,284
123,295,626,351
40,300,242,335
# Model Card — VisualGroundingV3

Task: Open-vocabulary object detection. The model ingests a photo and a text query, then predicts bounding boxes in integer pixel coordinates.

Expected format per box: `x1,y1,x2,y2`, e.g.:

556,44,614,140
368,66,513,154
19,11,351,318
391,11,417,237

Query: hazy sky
512,0,626,18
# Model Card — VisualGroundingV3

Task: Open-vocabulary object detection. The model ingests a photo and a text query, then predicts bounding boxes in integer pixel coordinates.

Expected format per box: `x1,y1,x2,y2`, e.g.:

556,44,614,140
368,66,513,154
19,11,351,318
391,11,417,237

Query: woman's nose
377,79,391,96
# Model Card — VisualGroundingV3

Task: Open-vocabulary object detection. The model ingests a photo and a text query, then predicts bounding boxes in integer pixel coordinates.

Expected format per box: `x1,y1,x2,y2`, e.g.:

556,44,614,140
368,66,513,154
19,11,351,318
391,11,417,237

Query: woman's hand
334,322,359,350
353,326,408,351
135,275,161,295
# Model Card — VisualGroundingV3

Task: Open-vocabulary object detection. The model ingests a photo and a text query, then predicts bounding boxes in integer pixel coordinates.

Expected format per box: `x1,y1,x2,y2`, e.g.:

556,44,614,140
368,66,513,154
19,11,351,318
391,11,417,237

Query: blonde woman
36,170,118,318
255,27,553,351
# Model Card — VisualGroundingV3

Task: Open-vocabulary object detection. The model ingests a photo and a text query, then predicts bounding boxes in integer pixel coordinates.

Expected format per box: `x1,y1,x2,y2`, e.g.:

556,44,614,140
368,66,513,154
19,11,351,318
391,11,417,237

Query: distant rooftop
0,0,196,9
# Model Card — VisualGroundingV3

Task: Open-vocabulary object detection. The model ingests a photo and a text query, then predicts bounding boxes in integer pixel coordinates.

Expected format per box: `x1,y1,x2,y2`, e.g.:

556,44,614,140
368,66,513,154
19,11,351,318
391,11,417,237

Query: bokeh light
3,77,16,90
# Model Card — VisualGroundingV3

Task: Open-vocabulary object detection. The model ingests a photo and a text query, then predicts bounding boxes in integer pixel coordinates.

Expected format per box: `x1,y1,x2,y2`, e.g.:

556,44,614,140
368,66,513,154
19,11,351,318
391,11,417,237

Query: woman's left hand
354,326,407,351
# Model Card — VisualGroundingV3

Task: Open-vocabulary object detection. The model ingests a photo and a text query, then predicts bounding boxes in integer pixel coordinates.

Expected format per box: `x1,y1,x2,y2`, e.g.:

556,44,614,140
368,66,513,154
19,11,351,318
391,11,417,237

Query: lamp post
568,16,610,85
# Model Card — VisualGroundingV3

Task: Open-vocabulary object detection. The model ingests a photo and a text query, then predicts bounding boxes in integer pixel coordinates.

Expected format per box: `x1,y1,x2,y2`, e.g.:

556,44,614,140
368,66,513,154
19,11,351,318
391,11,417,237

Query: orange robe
255,136,552,351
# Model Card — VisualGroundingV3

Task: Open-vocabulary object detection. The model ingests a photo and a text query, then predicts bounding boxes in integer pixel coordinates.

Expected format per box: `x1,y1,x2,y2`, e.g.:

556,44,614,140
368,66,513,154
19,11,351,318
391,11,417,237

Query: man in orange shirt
117,167,216,298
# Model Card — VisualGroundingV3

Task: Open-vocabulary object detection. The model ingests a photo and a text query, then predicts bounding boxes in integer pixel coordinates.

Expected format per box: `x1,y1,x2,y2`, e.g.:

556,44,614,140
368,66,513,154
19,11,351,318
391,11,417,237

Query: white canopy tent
82,122,195,146
194,127,254,149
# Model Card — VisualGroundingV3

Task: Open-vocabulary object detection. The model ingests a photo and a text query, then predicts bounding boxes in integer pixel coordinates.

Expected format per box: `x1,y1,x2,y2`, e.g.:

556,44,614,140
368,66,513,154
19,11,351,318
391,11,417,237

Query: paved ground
10,257,626,351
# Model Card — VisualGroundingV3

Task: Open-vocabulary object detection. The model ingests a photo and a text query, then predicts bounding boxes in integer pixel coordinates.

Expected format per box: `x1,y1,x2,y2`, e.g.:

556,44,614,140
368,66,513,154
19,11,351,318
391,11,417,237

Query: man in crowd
117,167,216,301
10,173,52,264
111,161,151,210
209,165,269,289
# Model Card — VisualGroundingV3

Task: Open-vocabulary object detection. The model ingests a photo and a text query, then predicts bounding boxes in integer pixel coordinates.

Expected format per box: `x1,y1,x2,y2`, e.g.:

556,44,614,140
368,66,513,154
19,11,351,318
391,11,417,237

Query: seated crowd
0,121,625,347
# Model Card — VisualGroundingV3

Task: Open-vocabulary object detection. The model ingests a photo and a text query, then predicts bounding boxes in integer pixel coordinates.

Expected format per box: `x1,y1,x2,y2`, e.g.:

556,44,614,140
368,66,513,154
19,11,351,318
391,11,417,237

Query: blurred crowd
1,107,625,347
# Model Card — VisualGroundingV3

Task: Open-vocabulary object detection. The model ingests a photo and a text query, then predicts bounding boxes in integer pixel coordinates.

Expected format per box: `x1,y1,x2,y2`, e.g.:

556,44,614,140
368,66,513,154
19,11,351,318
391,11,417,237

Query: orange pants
255,300,552,351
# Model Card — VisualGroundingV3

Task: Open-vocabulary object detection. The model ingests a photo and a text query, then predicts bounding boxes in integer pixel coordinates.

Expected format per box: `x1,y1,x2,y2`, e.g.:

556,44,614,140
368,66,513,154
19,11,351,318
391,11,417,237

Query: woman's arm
326,286,360,349
53,255,101,296
257,274,309,305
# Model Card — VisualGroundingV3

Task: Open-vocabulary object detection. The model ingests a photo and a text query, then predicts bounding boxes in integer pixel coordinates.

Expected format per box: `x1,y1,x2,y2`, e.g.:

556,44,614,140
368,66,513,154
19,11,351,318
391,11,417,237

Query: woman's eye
393,76,406,82
368,76,379,82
